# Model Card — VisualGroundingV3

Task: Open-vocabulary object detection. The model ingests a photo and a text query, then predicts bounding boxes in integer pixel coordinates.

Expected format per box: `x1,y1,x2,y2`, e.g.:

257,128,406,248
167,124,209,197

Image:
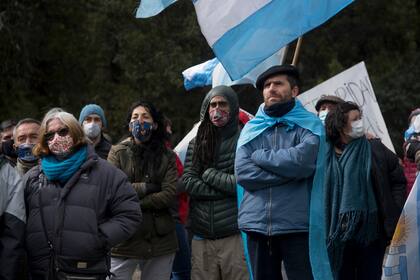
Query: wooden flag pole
281,45,289,64
291,37,303,66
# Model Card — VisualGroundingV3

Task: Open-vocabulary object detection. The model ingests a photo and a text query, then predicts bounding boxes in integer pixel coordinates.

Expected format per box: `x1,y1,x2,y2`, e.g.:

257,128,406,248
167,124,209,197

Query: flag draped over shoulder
136,0,177,18
382,175,420,280
193,0,354,80
236,101,333,280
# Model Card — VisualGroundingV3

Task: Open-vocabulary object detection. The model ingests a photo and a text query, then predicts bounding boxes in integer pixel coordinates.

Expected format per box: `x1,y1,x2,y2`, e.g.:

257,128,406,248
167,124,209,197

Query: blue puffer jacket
235,123,319,235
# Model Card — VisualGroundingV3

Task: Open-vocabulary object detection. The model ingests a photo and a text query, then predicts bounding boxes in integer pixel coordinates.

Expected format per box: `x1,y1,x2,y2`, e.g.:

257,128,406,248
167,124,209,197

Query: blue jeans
171,222,191,280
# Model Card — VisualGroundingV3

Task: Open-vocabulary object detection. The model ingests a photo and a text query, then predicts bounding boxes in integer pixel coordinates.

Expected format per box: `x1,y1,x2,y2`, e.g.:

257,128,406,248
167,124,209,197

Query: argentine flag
182,47,286,90
136,0,177,18
194,0,354,80
383,175,420,280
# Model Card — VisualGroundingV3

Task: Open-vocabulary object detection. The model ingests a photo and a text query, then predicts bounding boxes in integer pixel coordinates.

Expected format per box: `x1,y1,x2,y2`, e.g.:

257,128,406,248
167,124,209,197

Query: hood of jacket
199,85,239,137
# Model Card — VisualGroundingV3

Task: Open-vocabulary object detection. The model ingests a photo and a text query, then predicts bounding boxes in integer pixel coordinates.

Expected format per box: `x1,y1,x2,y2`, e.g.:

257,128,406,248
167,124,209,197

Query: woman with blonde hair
23,110,142,280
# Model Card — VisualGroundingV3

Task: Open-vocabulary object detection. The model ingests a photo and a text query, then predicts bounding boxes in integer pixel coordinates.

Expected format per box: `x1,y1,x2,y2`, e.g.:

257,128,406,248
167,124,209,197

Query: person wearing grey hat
315,95,345,125
79,104,112,159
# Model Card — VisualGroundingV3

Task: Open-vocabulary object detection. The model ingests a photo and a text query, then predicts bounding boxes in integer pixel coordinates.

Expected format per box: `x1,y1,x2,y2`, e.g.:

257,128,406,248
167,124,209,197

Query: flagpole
281,45,289,64
292,37,303,66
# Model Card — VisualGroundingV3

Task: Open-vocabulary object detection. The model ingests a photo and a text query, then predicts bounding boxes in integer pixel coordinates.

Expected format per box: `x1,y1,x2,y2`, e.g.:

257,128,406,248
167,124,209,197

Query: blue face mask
130,120,153,142
17,143,38,162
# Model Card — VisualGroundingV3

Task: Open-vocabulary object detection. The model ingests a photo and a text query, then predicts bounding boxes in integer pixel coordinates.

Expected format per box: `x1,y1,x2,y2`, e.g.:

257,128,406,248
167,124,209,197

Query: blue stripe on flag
212,0,354,80
136,0,177,18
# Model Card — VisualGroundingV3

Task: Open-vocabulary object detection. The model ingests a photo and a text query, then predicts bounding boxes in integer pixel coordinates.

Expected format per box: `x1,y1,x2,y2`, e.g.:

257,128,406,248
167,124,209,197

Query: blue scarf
325,137,377,276
41,145,88,184
237,100,333,280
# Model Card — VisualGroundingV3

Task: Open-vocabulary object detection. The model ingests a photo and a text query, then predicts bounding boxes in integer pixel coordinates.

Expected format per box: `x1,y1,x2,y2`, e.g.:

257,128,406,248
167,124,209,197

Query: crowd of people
0,64,419,280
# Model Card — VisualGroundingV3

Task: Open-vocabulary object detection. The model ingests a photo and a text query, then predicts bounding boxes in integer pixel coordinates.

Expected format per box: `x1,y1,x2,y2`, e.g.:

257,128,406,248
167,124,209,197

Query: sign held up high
298,61,395,152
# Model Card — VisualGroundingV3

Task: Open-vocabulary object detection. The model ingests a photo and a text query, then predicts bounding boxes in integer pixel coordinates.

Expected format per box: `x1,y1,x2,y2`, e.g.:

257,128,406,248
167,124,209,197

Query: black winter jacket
370,139,406,241
182,86,241,239
23,145,142,277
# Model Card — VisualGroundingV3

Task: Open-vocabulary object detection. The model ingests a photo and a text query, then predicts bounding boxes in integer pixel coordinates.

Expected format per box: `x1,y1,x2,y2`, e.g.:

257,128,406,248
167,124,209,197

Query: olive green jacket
108,138,178,258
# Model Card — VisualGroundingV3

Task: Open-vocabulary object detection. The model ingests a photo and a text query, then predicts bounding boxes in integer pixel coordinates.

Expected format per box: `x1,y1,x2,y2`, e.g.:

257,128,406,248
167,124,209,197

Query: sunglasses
44,127,69,142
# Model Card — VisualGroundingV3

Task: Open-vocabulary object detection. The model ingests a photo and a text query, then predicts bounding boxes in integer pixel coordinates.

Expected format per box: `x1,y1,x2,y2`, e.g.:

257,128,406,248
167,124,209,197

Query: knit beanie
79,104,107,128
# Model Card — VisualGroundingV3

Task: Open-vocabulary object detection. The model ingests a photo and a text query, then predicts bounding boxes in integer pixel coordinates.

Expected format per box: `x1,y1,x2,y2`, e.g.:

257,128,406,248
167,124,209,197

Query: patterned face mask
17,143,37,162
209,108,230,127
130,120,153,142
48,134,74,157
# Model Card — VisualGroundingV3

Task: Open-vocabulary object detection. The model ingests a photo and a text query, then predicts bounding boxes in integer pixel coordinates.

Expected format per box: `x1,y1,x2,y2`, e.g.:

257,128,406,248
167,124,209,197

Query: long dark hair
192,113,219,170
126,101,166,170
325,101,360,146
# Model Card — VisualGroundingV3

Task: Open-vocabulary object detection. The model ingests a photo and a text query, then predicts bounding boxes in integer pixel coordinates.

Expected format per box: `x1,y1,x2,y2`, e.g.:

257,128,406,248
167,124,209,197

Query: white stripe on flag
194,0,272,46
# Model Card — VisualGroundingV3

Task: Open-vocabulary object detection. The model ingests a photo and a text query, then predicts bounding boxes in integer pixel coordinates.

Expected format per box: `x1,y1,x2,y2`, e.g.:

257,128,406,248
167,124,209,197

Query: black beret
256,64,300,90
315,95,345,111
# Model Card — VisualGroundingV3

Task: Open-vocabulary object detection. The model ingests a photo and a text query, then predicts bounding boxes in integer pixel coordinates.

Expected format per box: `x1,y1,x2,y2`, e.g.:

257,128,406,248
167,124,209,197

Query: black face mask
264,98,296,118
1,139,18,158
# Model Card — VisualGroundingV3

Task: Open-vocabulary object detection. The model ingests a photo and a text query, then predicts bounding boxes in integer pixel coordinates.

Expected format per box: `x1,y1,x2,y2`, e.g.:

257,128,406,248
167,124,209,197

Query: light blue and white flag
182,47,286,90
182,58,218,90
382,175,420,280
193,0,354,80
212,47,286,87
136,0,177,18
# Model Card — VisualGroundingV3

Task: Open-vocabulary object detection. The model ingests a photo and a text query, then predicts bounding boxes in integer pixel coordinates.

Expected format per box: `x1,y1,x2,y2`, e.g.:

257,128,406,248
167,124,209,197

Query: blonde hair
33,111,88,157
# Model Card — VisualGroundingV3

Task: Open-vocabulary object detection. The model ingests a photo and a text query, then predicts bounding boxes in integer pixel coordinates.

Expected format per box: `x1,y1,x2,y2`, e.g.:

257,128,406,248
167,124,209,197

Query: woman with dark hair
324,102,406,280
107,101,178,280
24,111,142,279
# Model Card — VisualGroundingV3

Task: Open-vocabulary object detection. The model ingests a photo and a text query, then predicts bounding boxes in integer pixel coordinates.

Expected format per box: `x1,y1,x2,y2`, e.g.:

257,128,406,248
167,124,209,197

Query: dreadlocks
192,113,219,170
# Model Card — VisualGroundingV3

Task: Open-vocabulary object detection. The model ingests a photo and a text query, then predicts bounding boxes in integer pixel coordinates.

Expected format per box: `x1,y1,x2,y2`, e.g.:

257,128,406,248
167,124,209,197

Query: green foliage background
1,0,419,154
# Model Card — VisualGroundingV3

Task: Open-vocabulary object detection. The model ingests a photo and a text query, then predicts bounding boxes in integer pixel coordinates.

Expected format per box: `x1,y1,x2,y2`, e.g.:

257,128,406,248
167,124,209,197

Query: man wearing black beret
236,64,325,279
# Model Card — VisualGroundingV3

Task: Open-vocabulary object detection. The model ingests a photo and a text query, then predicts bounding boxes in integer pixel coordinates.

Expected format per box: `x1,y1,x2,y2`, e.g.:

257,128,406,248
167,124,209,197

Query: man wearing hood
182,86,249,280
235,65,324,280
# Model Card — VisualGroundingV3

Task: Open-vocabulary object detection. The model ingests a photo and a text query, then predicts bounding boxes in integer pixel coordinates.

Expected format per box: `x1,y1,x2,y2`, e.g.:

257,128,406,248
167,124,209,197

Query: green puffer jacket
182,85,241,239
108,138,178,258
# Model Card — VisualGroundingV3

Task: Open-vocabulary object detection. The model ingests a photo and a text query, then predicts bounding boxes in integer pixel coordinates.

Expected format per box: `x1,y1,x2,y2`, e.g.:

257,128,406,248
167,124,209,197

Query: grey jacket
0,157,25,280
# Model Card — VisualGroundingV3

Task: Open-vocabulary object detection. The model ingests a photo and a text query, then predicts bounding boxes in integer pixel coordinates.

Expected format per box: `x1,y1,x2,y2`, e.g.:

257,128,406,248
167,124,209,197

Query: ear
291,86,299,98
152,123,158,130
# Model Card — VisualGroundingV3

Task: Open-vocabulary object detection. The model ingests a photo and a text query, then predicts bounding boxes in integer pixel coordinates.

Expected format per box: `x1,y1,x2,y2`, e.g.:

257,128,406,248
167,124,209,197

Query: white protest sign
298,61,395,152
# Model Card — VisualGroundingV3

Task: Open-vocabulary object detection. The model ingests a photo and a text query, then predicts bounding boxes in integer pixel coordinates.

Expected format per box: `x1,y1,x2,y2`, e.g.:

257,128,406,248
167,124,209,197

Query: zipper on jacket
210,203,214,236
267,126,277,237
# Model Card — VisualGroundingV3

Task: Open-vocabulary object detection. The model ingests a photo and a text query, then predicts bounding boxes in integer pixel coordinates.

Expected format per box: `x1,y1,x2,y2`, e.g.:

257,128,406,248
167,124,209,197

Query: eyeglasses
44,127,69,142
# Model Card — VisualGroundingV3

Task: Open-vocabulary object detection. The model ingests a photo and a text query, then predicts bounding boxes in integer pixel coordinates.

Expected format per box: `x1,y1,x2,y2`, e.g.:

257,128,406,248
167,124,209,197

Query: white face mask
318,109,329,125
413,115,420,133
83,122,101,139
347,119,365,139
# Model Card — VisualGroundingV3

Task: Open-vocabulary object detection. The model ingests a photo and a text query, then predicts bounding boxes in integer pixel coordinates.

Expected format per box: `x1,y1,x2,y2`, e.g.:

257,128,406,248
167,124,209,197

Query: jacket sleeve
383,143,407,210
107,145,121,169
235,141,293,191
250,129,319,179
182,140,227,200
201,168,236,196
141,152,178,209
98,168,142,249
0,164,26,280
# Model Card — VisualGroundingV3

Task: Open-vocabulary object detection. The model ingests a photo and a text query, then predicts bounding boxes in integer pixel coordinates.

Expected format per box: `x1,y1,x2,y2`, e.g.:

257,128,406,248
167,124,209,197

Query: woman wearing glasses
107,101,178,280
23,110,142,280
